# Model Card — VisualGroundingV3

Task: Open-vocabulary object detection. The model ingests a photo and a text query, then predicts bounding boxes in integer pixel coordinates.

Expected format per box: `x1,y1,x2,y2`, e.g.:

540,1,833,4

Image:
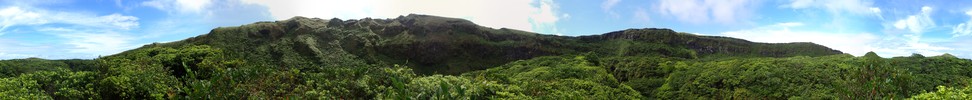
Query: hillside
144,14,842,74
2,14,970,99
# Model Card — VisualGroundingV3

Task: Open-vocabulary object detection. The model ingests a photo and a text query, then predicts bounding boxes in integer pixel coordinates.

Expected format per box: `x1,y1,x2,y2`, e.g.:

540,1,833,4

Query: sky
0,0,971,59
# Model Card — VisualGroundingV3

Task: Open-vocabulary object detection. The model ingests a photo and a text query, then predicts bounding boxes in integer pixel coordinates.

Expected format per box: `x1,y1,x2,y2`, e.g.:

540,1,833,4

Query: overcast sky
1,0,971,59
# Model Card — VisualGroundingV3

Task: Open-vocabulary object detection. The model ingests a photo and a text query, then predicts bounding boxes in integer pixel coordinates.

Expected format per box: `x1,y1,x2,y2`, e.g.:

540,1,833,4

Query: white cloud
656,0,755,24
0,7,139,35
1,0,271,59
177,0,212,12
885,6,946,56
941,38,972,58
142,0,214,13
902,42,950,56
58,33,136,56
239,0,565,35
0,52,36,59
870,7,883,20
720,21,952,57
0,38,52,59
632,7,650,23
952,10,972,37
100,14,140,30
777,22,804,27
39,28,136,56
602,0,621,18
657,0,707,24
892,6,935,34
869,7,880,13
0,7,46,35
0,0,72,7
784,0,876,14
0,6,140,59
787,0,813,8
720,22,881,56
871,6,951,57
602,0,621,11
114,0,123,7
781,0,882,33
780,0,884,24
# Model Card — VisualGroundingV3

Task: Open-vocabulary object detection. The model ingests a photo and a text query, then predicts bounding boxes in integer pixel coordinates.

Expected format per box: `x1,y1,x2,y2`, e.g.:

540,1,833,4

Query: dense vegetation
1,14,970,99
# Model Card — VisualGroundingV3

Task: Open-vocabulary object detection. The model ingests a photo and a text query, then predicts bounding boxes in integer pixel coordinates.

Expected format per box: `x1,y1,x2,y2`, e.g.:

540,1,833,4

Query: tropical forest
2,14,971,99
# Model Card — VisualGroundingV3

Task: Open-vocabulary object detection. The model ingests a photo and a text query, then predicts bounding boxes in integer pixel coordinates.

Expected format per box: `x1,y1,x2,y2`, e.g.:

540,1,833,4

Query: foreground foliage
2,45,970,99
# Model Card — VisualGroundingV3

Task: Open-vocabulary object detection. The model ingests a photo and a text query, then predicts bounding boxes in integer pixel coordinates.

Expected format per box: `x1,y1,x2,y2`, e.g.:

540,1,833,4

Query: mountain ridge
132,14,843,74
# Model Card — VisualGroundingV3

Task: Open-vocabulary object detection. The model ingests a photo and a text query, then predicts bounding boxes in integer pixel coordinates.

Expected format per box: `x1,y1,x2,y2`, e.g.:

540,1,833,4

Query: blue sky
1,0,971,59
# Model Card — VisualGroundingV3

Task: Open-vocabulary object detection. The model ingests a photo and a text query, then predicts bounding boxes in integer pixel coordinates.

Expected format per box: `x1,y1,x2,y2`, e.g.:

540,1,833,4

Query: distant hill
135,14,842,74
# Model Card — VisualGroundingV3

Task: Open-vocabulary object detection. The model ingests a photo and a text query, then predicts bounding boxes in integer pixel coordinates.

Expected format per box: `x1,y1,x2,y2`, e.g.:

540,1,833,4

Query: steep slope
137,14,842,75
579,29,842,58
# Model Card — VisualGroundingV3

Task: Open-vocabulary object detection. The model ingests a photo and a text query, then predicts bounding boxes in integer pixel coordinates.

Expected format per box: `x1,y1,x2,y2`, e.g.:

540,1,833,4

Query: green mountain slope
143,14,842,75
